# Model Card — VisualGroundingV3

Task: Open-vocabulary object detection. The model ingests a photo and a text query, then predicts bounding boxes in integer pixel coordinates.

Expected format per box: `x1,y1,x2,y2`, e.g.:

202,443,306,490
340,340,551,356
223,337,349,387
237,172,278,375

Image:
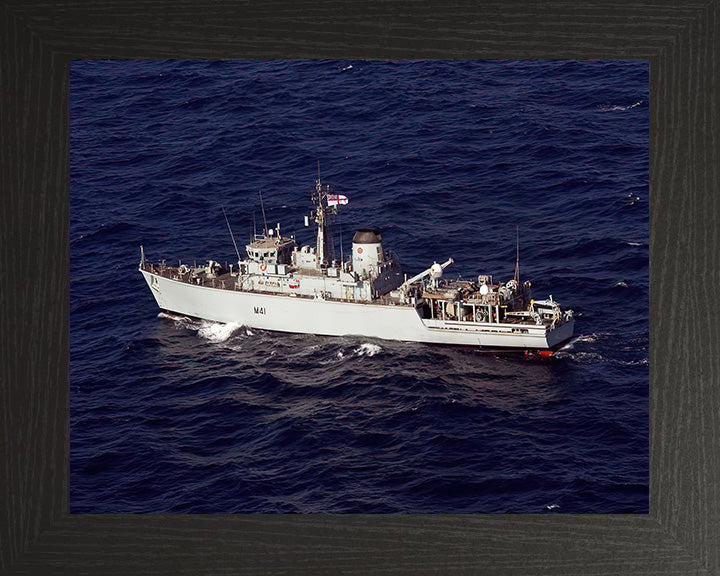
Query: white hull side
141,270,569,349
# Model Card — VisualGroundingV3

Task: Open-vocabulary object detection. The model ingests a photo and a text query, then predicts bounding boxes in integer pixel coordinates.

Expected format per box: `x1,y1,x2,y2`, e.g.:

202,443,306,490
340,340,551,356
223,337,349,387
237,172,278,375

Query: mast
312,176,336,267
338,209,344,266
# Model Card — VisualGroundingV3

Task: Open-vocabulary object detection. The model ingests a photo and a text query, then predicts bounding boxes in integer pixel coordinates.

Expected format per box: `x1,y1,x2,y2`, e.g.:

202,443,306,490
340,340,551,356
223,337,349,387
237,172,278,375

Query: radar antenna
222,206,242,264
259,190,268,235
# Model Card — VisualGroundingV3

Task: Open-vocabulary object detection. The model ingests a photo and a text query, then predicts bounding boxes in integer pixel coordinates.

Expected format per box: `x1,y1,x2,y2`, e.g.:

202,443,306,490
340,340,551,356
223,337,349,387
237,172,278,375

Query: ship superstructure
139,177,574,351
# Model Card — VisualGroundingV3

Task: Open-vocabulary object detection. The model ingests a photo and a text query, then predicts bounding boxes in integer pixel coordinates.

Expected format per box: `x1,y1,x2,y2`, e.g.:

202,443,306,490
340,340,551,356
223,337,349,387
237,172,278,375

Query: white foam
558,337,579,351
575,333,604,344
614,357,649,367
600,100,643,112
158,313,243,343
341,64,353,72
572,351,605,363
558,332,604,352
158,311,181,321
158,311,197,331
355,343,382,357
625,241,642,246
197,321,241,343
615,281,628,288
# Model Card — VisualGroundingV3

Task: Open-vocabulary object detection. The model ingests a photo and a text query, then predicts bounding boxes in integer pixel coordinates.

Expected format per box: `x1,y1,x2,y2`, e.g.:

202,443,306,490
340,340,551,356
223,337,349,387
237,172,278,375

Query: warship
139,177,574,352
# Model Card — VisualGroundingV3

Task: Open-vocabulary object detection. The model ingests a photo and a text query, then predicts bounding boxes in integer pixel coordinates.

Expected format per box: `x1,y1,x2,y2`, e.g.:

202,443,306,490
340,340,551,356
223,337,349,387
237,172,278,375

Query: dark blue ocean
70,59,648,513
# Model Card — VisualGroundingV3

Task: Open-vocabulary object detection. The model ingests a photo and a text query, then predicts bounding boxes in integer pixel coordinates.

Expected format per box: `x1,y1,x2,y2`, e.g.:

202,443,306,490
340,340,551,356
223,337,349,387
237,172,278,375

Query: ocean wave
598,100,644,112
612,357,649,367
553,350,605,363
81,221,136,241
197,321,241,343
334,342,384,360
355,343,383,357
157,313,242,343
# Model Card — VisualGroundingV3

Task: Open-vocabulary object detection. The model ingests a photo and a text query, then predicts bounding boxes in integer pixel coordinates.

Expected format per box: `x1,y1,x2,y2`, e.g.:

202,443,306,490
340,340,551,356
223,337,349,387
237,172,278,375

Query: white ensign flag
327,194,349,206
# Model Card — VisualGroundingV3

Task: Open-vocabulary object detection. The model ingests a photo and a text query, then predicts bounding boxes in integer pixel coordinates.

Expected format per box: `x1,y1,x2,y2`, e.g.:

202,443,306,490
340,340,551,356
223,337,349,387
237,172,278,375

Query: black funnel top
352,229,382,244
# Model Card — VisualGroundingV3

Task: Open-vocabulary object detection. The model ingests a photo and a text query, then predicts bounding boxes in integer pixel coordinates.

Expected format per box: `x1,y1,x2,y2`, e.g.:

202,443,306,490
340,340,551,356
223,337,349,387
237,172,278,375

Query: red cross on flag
327,194,349,206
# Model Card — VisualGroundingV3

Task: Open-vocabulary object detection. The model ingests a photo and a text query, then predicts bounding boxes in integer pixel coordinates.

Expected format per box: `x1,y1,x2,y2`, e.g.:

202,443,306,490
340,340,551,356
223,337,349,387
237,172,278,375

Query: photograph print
70,59,648,513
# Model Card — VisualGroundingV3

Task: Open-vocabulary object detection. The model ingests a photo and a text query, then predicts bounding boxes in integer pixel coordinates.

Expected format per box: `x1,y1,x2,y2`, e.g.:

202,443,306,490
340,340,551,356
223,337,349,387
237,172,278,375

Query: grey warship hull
140,269,574,349
139,265,574,350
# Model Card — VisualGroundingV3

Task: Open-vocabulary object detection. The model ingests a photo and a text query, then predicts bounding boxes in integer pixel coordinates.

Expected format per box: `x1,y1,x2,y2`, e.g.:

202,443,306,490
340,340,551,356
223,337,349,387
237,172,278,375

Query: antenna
514,225,520,283
252,212,257,239
259,190,268,234
222,206,242,264
317,160,321,183
338,208,344,266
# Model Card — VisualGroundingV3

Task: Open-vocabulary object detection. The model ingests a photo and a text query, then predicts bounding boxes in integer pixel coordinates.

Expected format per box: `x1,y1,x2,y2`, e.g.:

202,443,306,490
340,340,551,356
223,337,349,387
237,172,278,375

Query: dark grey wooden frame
1,1,717,574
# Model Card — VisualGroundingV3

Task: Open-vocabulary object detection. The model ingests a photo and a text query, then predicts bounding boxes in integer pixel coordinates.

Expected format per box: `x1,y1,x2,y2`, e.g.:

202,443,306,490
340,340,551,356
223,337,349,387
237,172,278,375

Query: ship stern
546,319,574,349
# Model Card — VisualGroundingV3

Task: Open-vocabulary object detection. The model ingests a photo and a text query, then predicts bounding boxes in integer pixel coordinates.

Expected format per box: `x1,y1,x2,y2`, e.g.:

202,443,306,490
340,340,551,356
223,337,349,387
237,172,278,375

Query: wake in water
159,312,388,363
555,332,608,362
555,331,647,367
559,332,607,350
197,321,242,343
158,312,241,343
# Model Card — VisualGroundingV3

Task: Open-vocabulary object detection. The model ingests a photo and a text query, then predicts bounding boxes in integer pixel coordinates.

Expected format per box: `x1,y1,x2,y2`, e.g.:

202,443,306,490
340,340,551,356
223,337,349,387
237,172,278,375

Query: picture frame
1,1,716,574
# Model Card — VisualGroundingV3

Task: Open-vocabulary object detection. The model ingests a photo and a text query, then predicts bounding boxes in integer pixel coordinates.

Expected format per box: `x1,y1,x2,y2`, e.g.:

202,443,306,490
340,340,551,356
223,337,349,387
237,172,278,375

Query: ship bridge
245,231,295,265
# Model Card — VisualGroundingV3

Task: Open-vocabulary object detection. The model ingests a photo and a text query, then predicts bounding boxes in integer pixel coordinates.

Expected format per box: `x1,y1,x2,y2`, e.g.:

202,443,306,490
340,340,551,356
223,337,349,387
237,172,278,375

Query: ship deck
140,262,407,306
141,261,560,330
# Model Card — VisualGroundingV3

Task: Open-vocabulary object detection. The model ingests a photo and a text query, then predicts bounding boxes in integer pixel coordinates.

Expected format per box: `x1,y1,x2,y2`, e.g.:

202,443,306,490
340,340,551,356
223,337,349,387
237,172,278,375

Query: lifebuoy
357,247,363,254
260,263,267,271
